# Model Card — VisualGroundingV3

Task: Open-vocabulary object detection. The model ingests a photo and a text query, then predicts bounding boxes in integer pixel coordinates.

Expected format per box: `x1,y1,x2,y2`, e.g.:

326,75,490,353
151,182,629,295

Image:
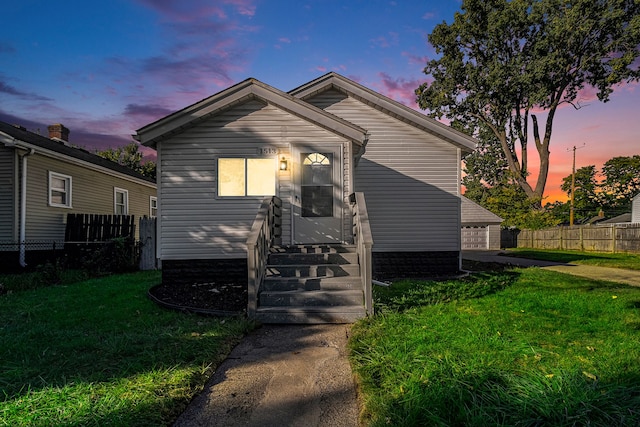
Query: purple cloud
117,0,257,101
0,107,133,152
136,0,255,20
0,79,53,102
375,72,423,107
370,32,400,48
124,103,175,122
402,52,429,67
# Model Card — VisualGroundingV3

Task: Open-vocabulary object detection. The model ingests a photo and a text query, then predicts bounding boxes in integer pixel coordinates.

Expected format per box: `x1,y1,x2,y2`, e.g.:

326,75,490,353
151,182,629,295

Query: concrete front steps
254,245,366,324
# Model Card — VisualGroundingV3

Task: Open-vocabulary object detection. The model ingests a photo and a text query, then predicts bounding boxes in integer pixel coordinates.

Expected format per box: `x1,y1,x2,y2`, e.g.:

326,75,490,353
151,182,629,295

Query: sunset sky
1,0,638,204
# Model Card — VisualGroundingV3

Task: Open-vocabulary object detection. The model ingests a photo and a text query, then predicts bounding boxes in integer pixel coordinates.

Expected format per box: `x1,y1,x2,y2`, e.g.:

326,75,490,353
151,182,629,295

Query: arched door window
301,152,333,217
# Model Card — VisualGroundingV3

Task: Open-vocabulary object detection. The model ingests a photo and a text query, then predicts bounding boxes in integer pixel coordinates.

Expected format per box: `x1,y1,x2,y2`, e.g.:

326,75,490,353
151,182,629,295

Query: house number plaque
259,147,278,155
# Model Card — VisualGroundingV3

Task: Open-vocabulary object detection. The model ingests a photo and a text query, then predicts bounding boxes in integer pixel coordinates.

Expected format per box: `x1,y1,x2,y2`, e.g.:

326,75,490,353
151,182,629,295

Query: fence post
612,225,616,253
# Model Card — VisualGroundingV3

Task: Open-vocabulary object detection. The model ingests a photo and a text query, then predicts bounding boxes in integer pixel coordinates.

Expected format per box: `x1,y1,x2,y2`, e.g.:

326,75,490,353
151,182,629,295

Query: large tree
600,155,640,212
96,142,156,180
417,0,640,206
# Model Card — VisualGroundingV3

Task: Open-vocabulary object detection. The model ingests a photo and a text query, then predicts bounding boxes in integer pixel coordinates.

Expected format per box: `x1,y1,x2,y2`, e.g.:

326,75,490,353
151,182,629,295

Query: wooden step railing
350,192,374,316
246,196,282,318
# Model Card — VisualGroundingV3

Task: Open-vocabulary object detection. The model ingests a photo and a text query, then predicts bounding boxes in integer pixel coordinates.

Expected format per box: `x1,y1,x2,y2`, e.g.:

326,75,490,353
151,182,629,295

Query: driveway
463,250,640,287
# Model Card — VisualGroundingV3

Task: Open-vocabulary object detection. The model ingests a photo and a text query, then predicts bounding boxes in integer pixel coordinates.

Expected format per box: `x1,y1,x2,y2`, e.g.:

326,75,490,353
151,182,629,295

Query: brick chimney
48,124,70,143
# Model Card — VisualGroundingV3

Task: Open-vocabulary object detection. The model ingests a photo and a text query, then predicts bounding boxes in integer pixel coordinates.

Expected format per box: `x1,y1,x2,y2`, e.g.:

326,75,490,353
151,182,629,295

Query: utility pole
569,144,586,226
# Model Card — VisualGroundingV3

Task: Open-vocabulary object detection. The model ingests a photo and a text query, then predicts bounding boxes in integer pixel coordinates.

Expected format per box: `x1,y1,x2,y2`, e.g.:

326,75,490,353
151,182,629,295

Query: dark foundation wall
161,252,459,286
162,259,248,286
372,251,459,281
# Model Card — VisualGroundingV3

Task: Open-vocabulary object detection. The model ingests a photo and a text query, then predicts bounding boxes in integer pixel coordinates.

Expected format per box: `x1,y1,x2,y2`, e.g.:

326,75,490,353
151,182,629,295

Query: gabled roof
461,196,503,225
289,72,476,153
134,78,368,148
0,121,155,185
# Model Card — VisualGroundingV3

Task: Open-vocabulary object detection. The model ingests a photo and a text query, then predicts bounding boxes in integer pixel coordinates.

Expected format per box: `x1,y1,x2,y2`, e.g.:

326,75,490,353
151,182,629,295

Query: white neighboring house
134,72,478,323
135,72,477,284
633,193,640,223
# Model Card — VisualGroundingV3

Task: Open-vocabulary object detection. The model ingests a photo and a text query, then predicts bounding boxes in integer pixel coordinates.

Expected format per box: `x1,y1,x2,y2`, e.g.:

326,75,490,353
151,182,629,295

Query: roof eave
135,78,368,147
290,72,476,153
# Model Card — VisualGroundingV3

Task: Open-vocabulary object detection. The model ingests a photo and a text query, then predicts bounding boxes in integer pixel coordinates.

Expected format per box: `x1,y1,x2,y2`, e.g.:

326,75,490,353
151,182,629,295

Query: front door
292,145,343,244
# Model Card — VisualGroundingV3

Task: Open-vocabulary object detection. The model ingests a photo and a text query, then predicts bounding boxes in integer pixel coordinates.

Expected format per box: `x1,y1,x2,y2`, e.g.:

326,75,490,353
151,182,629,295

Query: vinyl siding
0,146,16,241
633,195,640,224
24,153,156,242
158,99,350,260
308,90,462,252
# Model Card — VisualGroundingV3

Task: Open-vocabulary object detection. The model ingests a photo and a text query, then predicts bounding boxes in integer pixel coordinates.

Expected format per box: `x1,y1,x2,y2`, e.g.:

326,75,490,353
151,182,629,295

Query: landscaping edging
147,284,246,317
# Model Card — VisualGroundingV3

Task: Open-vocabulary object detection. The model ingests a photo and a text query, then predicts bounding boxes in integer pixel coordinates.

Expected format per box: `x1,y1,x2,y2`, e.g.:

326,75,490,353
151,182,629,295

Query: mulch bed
148,281,247,316
147,262,498,315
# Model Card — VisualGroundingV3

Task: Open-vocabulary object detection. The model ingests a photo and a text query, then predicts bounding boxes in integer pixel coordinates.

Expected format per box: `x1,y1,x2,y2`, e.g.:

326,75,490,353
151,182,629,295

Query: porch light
279,156,288,171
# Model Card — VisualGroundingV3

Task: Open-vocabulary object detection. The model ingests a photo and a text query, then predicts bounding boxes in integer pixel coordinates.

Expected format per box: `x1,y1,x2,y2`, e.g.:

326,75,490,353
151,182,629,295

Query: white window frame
48,171,73,208
114,187,129,215
150,196,158,217
217,157,277,197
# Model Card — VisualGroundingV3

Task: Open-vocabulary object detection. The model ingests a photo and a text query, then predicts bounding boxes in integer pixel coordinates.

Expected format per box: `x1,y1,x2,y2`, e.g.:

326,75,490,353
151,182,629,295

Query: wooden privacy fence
518,224,640,254
65,213,135,241
64,214,158,271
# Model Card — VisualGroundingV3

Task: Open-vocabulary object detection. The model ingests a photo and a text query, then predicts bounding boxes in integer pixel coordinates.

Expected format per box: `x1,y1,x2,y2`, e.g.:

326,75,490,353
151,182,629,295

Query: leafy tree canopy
417,0,640,206
600,155,640,209
548,155,640,223
96,141,156,180
559,165,601,223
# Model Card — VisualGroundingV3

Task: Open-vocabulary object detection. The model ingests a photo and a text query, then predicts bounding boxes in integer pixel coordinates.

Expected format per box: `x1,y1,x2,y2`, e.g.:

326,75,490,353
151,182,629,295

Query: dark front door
292,145,343,243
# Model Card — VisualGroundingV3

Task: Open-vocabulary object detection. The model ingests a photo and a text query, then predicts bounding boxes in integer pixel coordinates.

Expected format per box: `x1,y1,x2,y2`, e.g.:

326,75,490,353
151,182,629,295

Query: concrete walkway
173,324,359,427
174,252,639,427
463,250,640,287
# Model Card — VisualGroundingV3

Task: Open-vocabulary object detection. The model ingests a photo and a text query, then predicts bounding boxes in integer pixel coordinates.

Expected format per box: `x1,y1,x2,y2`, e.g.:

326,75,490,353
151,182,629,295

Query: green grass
506,248,640,270
0,268,90,293
0,271,253,426
350,268,640,426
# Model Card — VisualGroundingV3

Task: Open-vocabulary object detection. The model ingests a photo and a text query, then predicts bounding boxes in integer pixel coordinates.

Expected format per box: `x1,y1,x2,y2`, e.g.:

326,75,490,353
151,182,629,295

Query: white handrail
351,192,374,315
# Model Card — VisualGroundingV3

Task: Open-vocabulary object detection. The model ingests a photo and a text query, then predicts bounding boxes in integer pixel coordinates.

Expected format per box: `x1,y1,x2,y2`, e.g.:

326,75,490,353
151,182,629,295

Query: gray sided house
135,72,476,323
633,194,640,224
461,196,503,250
0,122,157,269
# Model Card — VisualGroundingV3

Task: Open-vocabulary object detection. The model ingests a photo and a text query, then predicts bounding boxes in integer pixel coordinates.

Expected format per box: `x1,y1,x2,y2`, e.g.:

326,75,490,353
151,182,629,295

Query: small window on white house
218,158,276,197
150,196,157,217
49,172,72,208
114,188,129,215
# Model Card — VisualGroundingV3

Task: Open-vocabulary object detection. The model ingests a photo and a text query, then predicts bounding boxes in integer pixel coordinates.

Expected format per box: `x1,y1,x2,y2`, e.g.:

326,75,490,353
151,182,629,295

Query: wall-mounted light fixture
279,156,288,171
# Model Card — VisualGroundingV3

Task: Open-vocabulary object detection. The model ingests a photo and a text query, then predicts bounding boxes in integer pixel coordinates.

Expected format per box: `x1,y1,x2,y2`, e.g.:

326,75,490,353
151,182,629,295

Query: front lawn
350,268,640,426
506,248,640,270
0,271,252,426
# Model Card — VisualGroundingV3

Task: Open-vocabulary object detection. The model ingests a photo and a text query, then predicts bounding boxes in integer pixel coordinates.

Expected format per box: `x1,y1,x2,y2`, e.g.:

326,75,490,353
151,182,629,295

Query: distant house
0,121,157,269
598,213,632,225
135,73,476,322
460,196,503,250
633,194,640,223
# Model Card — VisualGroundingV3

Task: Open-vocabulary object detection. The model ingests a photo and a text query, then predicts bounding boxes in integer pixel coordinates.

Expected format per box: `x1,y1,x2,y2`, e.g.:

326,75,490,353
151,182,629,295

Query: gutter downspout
19,148,35,267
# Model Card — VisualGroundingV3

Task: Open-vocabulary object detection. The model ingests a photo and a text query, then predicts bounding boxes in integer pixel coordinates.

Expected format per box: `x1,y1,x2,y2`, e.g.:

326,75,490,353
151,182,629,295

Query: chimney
48,124,70,143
